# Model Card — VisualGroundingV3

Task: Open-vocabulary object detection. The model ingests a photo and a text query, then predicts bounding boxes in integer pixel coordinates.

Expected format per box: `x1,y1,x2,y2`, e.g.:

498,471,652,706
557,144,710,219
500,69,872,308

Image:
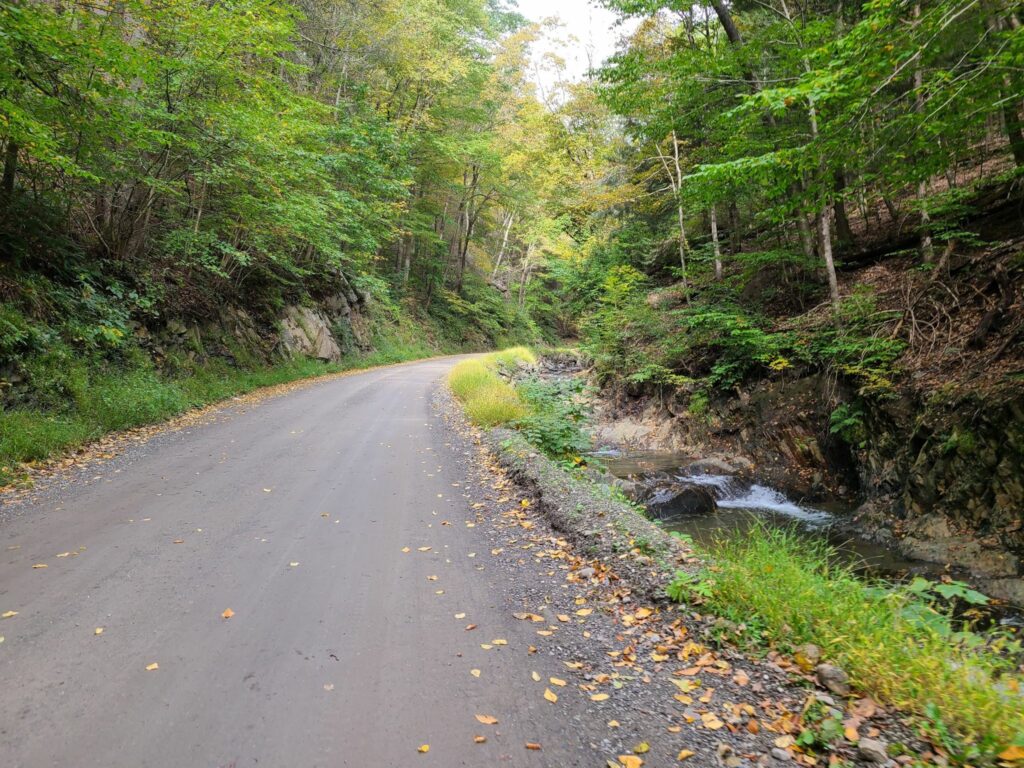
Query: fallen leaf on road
323,683,334,691
474,735,486,743
492,639,507,645
544,688,558,703
2,611,17,619
531,671,541,681
56,552,71,558
677,750,695,761
32,564,47,569
475,715,498,725
471,669,481,678
435,590,444,595
222,608,234,619
526,743,541,750
591,693,609,702
427,575,438,581
550,677,566,687
263,488,272,493
557,614,570,622
146,663,159,671
418,547,432,552
95,627,104,635
173,539,184,544
417,744,429,753
608,720,619,727
576,608,593,617
455,612,466,619
634,743,649,754
401,547,411,553
480,643,492,649
289,562,299,567
619,756,643,768
466,624,477,631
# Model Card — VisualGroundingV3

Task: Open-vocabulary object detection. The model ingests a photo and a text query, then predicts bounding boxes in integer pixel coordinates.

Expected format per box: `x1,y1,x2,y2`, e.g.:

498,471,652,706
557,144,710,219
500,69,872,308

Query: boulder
648,484,717,519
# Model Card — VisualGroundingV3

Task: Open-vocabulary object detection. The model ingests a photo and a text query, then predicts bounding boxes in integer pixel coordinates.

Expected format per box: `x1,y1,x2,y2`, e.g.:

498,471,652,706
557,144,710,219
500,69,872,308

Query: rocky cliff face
146,271,374,367
590,376,1024,603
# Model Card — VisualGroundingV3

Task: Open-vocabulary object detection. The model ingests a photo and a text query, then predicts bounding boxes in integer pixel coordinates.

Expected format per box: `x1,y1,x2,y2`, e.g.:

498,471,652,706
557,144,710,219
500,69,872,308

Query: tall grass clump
677,525,1023,762
447,349,532,427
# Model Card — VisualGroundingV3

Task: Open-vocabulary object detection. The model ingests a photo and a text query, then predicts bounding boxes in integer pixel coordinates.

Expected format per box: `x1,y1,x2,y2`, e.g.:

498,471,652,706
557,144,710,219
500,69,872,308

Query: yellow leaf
493,639,507,645
1,611,16,619
173,540,184,544
677,749,696,761
608,720,620,728
471,669,481,678
32,563,47,569
999,746,1024,762
94,627,104,635
591,693,609,702
544,688,558,703
455,612,466,619
526,742,542,750
401,547,411,553
475,714,498,725
619,756,644,768
145,663,159,671
844,725,859,742
672,679,699,693
417,744,429,753
557,614,570,622
474,736,486,744
634,742,650,754
289,562,299,567
531,671,541,682
418,547,432,552
550,677,567,687
222,608,234,619
576,608,593,617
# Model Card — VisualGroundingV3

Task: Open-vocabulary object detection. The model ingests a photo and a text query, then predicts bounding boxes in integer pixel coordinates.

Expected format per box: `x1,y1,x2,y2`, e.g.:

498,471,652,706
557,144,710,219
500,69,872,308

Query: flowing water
595,449,1023,626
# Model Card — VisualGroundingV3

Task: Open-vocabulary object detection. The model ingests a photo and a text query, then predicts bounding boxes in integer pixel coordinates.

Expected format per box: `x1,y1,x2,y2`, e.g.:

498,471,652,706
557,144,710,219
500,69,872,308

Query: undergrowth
668,525,1024,764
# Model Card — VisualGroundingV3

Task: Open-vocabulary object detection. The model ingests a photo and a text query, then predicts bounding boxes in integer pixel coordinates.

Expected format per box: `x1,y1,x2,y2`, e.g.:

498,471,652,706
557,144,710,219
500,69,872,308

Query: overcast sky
512,0,629,86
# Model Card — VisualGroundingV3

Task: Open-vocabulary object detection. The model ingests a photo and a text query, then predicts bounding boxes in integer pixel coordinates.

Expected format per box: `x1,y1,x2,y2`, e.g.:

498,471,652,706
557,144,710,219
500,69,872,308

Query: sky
512,0,630,87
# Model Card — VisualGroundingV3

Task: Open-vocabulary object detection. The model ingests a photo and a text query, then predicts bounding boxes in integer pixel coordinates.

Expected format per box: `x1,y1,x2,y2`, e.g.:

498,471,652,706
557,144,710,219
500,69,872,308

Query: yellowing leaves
145,662,159,671
32,563,47,569
470,669,481,678
999,746,1024,762
417,744,429,753
221,608,235,619
2,611,18,619
590,693,609,702
543,688,558,703
619,756,643,768
549,677,566,687
475,714,498,725
94,627,104,635
677,749,696,761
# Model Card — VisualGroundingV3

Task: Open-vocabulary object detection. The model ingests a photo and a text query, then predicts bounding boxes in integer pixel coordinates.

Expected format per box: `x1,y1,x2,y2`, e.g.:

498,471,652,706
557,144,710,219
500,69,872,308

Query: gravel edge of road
483,428,692,603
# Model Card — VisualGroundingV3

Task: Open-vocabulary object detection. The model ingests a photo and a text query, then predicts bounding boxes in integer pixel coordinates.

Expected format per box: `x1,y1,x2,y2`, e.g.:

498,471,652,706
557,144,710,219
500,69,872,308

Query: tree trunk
709,0,743,44
1,140,17,205
728,201,741,256
913,3,935,262
709,205,723,280
833,169,855,248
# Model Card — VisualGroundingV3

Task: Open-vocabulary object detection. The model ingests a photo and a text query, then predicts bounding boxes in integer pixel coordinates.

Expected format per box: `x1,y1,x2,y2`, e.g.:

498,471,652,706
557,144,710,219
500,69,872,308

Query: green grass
674,526,1023,763
0,344,439,486
447,348,534,427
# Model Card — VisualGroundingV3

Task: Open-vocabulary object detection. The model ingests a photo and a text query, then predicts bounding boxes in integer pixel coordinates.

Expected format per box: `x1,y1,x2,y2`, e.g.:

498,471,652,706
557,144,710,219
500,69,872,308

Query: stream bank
584,371,1024,606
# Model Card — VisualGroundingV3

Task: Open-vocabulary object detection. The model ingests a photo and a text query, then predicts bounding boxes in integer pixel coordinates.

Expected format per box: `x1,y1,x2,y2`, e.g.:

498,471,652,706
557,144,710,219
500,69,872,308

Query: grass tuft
447,349,533,427
686,525,1023,761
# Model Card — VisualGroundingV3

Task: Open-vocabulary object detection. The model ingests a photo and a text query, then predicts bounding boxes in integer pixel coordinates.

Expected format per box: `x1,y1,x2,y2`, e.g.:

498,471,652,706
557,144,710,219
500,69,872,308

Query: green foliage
695,525,1023,760
514,376,591,459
